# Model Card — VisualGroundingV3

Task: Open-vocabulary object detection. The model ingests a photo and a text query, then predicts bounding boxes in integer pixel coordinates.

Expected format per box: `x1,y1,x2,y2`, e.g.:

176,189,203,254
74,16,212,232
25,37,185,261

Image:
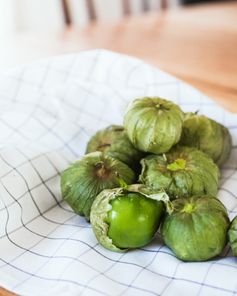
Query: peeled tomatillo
90,185,170,252
107,193,163,249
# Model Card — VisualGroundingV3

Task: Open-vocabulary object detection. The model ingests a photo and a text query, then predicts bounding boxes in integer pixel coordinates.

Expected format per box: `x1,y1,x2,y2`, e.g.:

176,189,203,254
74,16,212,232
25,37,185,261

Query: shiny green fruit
86,125,144,173
228,216,237,256
180,112,232,166
124,97,184,154
107,193,164,249
140,146,220,199
162,195,230,261
61,152,135,220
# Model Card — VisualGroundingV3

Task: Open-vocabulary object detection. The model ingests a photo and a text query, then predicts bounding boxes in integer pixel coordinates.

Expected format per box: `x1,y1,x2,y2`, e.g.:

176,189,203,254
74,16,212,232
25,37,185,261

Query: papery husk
86,125,144,173
228,216,237,256
162,195,230,261
180,112,232,166
124,97,184,154
139,146,220,199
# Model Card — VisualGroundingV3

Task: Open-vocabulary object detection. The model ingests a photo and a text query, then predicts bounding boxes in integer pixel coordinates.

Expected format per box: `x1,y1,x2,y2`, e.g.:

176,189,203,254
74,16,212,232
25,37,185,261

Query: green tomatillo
90,184,171,252
228,216,237,256
162,195,230,261
139,146,220,199
61,152,135,220
86,125,144,173
124,97,184,154
180,112,232,166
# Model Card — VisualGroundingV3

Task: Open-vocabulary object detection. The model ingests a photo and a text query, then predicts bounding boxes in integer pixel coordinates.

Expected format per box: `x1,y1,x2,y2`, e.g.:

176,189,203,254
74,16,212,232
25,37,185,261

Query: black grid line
117,247,162,296
3,183,235,296
0,178,89,240
0,147,75,211
158,256,182,295
0,257,107,295
3,142,213,293
0,150,73,216
11,226,95,292
1,194,205,296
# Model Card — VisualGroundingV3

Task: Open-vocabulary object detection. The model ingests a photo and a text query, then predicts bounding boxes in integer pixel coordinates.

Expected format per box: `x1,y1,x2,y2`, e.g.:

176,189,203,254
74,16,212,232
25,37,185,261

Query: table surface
0,1,237,114
0,1,237,295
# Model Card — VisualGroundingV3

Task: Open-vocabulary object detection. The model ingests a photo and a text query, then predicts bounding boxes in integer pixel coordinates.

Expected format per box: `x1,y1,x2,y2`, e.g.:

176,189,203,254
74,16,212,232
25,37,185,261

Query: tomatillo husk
86,125,144,173
124,97,184,154
180,112,232,166
162,195,230,261
228,216,237,256
139,146,220,199
90,184,172,252
61,152,135,220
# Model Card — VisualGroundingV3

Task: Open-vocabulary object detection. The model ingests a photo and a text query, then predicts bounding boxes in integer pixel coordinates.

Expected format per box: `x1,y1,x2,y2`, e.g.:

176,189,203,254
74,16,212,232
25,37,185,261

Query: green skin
180,113,232,166
86,125,144,173
228,216,237,256
124,97,184,154
140,146,220,199
162,195,230,261
90,185,169,252
61,152,135,220
107,193,164,249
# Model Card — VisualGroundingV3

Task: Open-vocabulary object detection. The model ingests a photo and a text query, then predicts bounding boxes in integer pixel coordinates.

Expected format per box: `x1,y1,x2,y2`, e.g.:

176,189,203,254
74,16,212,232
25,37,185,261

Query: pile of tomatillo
61,97,236,261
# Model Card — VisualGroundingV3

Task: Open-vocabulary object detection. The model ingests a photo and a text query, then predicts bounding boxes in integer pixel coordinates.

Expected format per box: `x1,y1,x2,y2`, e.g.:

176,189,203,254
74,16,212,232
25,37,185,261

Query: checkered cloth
0,50,236,296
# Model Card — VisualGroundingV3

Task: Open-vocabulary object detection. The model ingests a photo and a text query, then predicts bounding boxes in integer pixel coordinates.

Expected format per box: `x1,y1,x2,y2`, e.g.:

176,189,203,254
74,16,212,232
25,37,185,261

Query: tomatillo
180,112,232,167
228,216,237,256
140,146,220,199
90,185,171,252
124,97,184,154
61,152,135,220
86,125,144,174
162,195,230,261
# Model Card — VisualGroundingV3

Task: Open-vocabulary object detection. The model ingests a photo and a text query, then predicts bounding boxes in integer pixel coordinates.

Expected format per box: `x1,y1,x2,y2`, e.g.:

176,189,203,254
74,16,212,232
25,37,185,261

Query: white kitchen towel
0,50,236,296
